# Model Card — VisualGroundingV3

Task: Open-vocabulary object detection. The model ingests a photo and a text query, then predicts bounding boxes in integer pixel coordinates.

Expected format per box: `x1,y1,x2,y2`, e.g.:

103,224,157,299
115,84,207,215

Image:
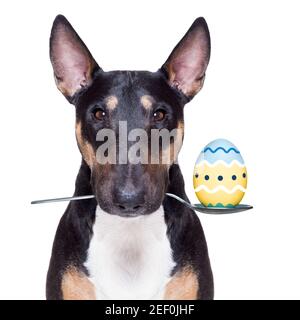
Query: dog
46,14,213,300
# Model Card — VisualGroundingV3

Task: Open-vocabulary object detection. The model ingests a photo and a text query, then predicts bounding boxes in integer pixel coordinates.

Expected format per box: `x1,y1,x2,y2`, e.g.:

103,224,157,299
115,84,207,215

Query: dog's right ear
50,15,101,103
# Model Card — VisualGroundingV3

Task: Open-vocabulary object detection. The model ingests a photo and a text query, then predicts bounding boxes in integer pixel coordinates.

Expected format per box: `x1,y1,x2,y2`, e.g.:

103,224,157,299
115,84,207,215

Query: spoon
31,193,252,214
165,193,253,214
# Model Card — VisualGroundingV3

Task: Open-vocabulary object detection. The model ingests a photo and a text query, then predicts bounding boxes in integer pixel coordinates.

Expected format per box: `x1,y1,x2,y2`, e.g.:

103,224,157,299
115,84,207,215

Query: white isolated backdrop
0,0,299,299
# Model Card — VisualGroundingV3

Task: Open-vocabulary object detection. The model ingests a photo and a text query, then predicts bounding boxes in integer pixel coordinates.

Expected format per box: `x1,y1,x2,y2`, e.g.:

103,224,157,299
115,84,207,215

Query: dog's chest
84,206,175,300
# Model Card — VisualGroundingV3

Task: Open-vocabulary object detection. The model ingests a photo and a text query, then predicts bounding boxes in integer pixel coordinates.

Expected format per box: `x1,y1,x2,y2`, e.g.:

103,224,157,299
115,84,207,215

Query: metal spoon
31,193,252,214
165,193,253,214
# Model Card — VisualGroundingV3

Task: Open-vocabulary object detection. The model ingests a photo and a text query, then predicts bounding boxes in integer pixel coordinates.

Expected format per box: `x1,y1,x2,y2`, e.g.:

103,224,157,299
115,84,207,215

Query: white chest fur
84,206,175,300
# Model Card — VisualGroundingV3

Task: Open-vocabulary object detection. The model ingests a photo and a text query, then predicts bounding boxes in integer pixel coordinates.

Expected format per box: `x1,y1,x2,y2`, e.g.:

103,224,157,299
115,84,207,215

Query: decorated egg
193,139,247,207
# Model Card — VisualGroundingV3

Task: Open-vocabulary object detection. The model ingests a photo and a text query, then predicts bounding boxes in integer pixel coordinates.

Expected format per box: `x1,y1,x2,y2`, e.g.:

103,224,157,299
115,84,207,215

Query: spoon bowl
165,193,253,214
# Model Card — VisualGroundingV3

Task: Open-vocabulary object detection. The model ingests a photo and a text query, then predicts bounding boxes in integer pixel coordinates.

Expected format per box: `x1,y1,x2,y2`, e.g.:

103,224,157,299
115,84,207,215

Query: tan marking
61,267,96,300
177,120,184,131
169,121,184,165
75,121,95,167
164,267,199,300
166,62,176,86
160,120,184,166
140,95,155,110
105,95,118,111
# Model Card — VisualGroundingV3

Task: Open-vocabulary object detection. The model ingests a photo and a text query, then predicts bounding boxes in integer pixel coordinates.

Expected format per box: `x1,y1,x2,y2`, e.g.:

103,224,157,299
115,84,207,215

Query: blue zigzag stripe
204,147,240,154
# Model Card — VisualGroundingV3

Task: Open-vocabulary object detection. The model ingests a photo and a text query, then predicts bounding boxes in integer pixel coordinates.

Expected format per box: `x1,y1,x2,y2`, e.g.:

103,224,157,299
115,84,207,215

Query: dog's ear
50,15,100,102
161,17,210,100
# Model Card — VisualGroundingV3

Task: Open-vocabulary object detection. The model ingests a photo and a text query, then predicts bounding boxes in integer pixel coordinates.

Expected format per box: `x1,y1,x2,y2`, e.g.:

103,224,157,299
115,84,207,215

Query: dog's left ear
50,15,101,102
161,17,210,100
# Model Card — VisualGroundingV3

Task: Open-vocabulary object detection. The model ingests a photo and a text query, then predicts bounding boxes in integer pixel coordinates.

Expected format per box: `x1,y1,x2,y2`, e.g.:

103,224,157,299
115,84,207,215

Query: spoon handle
31,195,95,204
165,193,195,209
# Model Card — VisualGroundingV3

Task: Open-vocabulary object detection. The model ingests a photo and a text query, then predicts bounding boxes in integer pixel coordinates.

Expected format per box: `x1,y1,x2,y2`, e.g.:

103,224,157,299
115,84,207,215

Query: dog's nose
113,186,145,214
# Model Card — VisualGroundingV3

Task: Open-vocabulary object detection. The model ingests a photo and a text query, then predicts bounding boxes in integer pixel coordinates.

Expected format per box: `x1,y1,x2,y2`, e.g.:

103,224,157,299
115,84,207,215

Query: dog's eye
93,108,106,121
153,109,166,122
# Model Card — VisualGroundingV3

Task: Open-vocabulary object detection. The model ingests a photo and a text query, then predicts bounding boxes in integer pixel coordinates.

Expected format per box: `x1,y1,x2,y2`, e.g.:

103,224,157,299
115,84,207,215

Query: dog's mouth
115,211,142,218
95,194,162,218
98,204,149,218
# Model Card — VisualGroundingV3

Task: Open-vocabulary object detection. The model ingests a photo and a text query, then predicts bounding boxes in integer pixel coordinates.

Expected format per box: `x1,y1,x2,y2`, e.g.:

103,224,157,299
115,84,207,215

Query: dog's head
50,15,210,217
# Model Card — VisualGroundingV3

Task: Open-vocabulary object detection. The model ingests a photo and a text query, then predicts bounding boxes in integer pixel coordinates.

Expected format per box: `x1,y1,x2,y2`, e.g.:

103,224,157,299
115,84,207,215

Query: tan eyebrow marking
105,95,118,110
75,121,96,167
140,95,155,110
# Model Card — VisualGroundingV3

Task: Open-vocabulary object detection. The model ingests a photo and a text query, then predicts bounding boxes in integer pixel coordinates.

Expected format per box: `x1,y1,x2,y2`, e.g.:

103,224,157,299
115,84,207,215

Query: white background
0,0,299,300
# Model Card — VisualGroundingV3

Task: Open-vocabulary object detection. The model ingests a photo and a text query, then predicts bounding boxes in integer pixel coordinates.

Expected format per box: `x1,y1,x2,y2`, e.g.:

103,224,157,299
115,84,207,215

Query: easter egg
193,139,247,207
